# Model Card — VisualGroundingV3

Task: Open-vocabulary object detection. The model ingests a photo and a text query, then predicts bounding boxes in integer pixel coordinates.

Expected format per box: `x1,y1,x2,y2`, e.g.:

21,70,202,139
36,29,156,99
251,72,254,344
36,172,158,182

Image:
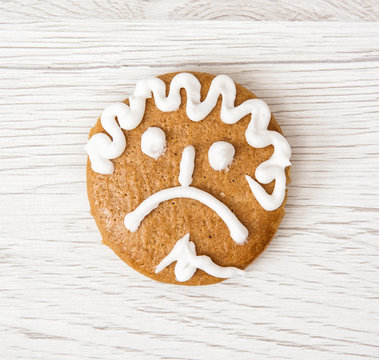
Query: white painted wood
0,20,378,360
0,0,378,21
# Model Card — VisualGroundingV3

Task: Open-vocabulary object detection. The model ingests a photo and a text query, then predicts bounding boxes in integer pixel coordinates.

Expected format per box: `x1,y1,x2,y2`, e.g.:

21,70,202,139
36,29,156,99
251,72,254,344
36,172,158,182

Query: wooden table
1,2,378,359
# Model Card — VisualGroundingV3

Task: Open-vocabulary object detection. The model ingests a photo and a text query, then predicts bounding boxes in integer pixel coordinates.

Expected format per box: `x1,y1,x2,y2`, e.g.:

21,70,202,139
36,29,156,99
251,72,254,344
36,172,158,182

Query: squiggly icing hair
86,73,291,211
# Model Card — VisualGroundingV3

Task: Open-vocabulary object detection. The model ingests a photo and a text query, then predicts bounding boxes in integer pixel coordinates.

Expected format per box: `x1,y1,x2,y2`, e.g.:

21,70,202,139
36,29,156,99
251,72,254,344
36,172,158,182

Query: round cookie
86,71,291,286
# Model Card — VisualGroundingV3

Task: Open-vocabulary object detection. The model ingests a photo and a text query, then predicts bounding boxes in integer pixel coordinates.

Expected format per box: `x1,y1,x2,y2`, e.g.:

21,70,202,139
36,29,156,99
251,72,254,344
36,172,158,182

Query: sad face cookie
86,72,291,285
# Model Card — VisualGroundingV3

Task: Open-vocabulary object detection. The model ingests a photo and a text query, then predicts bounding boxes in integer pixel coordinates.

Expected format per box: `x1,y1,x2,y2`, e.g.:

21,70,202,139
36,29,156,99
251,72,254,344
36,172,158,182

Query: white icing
124,185,248,244
208,141,235,171
178,145,195,186
86,73,291,211
245,109,292,211
124,144,248,244
141,127,166,159
155,233,245,282
85,100,146,174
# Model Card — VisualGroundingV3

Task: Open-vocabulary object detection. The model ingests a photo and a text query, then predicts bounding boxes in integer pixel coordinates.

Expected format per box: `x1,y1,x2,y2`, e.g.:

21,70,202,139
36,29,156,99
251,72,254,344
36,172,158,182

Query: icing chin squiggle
86,73,291,211
155,234,245,282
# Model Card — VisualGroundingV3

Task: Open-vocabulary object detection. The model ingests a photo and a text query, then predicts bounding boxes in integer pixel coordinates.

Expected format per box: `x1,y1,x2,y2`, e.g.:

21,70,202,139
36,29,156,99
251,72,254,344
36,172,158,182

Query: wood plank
0,0,378,21
0,21,378,360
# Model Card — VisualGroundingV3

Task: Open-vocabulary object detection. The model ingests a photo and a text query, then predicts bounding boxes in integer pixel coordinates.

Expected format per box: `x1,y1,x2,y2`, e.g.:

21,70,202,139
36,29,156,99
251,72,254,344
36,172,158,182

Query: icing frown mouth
124,145,249,245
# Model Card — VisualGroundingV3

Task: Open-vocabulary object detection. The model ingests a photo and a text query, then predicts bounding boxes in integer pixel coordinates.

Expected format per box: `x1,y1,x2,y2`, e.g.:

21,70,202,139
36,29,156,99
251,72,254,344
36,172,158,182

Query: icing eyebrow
208,141,235,171
140,127,166,159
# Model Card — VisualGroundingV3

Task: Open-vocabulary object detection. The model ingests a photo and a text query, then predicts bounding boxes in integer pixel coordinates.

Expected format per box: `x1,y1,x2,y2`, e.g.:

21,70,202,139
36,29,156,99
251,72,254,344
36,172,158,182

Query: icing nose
178,145,195,187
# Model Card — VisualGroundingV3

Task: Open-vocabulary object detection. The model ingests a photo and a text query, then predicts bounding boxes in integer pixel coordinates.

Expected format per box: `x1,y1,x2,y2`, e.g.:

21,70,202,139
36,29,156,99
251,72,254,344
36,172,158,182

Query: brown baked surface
87,71,290,285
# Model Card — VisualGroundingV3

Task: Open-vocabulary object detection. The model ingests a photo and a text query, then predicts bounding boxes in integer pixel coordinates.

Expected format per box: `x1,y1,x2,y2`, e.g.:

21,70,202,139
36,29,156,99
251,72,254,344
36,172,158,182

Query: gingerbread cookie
86,72,291,285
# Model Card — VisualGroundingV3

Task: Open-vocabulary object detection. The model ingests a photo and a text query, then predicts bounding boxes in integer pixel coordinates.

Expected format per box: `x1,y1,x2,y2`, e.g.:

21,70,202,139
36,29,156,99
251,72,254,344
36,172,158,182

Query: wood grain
0,20,378,359
0,0,378,21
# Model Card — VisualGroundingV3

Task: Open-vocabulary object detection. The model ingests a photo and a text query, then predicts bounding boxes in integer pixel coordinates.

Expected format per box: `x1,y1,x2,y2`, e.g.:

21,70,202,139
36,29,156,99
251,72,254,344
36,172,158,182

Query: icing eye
208,141,235,171
141,127,166,159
